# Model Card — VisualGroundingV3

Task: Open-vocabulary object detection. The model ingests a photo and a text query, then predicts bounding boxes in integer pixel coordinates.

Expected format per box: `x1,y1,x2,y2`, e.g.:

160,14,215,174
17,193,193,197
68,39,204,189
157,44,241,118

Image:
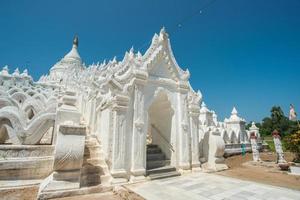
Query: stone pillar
88,96,96,133
110,95,129,184
130,84,147,182
52,125,86,185
272,130,287,164
177,84,191,170
41,91,86,192
188,101,201,171
56,91,81,126
250,132,260,162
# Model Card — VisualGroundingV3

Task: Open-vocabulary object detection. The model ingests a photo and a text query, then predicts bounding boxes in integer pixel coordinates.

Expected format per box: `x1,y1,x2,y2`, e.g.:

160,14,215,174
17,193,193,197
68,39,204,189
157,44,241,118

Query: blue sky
0,0,299,122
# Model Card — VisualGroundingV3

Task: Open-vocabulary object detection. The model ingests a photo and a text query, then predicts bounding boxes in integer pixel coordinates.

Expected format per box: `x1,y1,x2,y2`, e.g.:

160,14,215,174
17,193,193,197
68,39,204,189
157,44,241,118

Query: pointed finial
137,51,142,59
197,90,202,98
160,26,166,34
73,35,79,48
201,101,206,108
231,107,238,115
159,26,169,40
130,46,134,53
152,33,159,43
13,68,20,76
129,46,134,58
21,69,28,76
1,65,9,75
250,121,258,130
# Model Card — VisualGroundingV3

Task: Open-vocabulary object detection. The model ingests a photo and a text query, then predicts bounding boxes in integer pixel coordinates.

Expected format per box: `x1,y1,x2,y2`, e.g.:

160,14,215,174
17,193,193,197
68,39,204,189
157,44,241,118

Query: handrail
151,124,175,152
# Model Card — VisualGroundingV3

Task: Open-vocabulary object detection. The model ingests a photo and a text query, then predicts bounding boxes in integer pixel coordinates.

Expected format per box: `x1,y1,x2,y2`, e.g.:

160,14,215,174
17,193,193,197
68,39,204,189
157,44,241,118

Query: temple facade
0,28,260,198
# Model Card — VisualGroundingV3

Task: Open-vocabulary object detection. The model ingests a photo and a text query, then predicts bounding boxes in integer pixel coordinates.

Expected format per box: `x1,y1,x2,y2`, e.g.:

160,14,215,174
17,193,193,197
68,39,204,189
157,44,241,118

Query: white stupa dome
47,36,84,83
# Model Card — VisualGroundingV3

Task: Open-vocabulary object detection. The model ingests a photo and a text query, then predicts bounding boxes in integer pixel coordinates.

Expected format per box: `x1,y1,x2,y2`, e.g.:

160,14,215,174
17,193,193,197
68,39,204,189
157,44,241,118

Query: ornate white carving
0,28,260,189
250,132,260,162
0,71,58,144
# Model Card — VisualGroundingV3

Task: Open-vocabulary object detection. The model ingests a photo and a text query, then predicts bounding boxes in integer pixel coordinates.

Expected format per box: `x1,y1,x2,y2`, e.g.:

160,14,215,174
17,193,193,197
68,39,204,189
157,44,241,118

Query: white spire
212,111,217,118
3,65,8,71
159,26,169,40
129,46,134,53
21,69,28,76
200,101,210,113
112,56,117,63
129,46,134,58
13,68,20,76
231,107,238,115
228,106,245,122
152,33,159,44
136,51,142,60
250,121,259,130
197,90,203,99
160,26,166,35
1,65,9,75
63,36,81,61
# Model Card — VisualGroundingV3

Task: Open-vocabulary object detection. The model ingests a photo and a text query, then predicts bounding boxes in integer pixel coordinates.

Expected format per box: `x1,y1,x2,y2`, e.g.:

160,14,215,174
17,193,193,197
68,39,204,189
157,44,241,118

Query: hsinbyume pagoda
0,28,261,198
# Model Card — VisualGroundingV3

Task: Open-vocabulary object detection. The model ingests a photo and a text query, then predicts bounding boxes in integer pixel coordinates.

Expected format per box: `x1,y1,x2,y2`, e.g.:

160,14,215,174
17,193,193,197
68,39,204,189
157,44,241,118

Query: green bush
265,140,275,152
284,130,300,162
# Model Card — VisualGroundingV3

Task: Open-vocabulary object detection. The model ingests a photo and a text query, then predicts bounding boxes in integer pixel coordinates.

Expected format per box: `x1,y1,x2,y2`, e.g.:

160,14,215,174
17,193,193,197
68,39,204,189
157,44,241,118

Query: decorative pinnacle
14,68,20,75
160,26,166,34
130,46,134,53
231,107,238,115
22,69,28,76
137,51,142,59
197,90,203,98
3,65,8,71
73,35,79,47
159,26,169,39
112,56,117,63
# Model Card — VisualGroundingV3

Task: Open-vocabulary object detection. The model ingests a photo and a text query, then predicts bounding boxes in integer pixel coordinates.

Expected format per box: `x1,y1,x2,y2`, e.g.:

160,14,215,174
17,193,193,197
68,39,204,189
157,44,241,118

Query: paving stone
182,182,205,190
126,173,300,200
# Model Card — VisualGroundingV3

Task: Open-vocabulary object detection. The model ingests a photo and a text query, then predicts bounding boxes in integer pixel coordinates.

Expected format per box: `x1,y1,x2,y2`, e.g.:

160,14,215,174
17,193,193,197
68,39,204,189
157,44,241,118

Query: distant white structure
0,28,259,197
289,104,297,121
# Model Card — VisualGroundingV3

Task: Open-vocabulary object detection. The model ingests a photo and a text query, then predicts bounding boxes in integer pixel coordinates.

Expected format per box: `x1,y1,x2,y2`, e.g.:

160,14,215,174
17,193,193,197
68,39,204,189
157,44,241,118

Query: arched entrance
146,91,179,179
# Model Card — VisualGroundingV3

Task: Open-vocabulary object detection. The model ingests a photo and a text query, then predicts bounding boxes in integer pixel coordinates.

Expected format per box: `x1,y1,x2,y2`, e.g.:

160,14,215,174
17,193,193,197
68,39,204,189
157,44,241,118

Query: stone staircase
146,144,180,180
80,133,111,187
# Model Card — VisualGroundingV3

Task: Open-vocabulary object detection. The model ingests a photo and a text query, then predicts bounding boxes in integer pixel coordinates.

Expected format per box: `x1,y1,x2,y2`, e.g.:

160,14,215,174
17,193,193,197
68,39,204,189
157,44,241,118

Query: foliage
265,140,275,152
250,106,299,137
284,129,300,162
246,105,299,155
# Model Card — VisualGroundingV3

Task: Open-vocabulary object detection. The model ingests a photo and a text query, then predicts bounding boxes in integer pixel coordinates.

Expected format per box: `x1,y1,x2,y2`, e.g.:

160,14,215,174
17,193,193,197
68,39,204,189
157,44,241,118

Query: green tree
260,117,273,137
259,106,291,137
285,129,300,162
271,106,289,131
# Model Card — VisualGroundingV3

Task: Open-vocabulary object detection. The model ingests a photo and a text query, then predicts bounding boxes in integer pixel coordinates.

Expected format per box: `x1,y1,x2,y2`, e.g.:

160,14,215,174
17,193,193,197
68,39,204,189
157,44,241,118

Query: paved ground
126,172,300,200
51,192,119,200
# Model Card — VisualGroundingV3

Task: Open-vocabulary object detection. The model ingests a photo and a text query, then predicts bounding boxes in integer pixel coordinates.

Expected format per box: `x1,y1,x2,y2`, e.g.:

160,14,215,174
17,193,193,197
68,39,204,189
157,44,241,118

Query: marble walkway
126,172,300,200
